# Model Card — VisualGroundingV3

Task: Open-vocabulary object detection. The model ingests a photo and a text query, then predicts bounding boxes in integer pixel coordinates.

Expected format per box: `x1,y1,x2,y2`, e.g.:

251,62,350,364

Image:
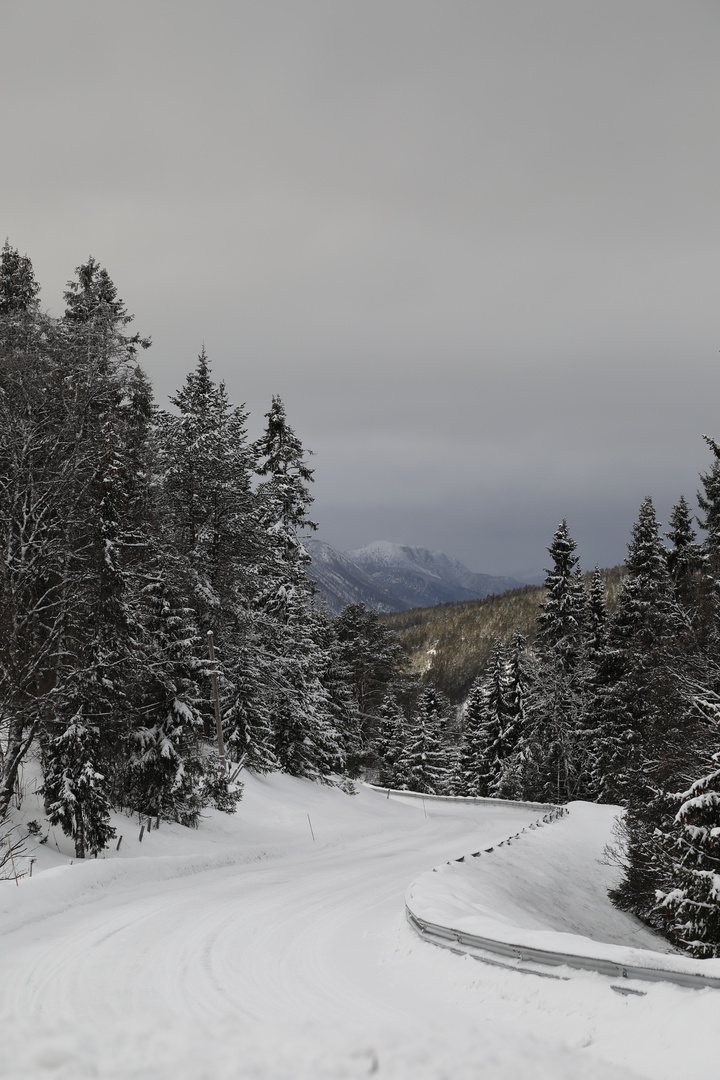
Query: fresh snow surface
408,801,720,974
1,775,718,1079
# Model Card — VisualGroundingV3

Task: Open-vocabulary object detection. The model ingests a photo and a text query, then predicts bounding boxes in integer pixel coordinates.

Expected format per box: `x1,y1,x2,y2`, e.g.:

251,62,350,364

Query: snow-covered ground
1,773,718,1079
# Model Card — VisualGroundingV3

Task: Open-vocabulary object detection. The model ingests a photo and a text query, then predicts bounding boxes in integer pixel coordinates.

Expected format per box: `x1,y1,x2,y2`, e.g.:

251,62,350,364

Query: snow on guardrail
364,784,562,814
402,800,720,992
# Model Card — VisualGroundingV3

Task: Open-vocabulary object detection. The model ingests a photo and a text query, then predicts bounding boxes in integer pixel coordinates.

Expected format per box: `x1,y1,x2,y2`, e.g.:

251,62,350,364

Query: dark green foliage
457,678,490,796
333,602,409,770
1,249,362,853
697,436,720,565
0,241,40,317
381,567,625,703
43,708,117,859
399,687,454,795
659,754,720,956
313,607,363,775
594,498,681,805
666,495,699,597
524,522,590,802
374,694,410,789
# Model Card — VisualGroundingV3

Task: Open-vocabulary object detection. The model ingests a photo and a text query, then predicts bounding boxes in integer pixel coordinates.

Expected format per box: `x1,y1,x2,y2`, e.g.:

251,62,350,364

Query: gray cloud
2,0,719,579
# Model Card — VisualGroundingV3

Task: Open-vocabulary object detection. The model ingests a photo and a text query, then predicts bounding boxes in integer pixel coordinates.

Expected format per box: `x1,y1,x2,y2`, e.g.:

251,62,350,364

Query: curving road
0,781,708,1078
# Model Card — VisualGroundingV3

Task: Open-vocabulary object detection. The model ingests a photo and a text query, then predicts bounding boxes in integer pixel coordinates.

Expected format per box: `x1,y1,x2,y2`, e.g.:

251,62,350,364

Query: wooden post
207,630,227,773
7,840,18,886
138,824,145,843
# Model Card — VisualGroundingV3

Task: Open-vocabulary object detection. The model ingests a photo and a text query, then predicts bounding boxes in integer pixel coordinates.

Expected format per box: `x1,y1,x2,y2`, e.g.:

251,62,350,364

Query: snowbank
406,800,720,987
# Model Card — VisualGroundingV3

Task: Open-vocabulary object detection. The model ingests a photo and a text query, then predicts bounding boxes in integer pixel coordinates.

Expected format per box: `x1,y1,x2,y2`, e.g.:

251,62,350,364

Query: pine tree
400,687,452,795
0,240,40,316
254,395,316,540
457,677,491,796
697,436,720,569
0,316,74,817
333,602,407,768
0,238,42,361
63,255,150,364
374,693,410,789
159,350,266,779
598,497,678,803
121,567,210,826
604,499,701,923
252,397,343,779
498,630,532,799
586,566,607,662
43,707,116,858
525,521,588,802
666,495,699,599
34,259,154,846
575,565,609,800
312,605,363,775
659,752,720,957
479,639,513,795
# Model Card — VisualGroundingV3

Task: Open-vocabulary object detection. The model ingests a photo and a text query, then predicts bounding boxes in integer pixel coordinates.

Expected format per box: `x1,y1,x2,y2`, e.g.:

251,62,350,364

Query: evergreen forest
1,241,719,960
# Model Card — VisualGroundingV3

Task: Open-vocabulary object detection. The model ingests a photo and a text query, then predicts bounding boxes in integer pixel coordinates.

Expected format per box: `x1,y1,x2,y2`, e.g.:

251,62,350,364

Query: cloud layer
3,1,719,577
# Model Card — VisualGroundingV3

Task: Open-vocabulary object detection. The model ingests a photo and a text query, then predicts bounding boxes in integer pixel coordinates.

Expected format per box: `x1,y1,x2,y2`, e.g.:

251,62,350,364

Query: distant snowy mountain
304,541,401,614
306,539,522,613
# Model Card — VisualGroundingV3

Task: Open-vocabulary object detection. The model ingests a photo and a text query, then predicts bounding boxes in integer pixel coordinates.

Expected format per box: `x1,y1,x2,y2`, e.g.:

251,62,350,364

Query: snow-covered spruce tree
374,693,410,789
9,257,152,853
312,604,363,775
0,247,101,820
42,295,141,853
666,495,700,599
0,263,70,818
332,602,408,773
457,677,491,797
525,521,589,802
119,562,211,826
586,566,608,663
252,396,343,779
648,447,720,948
455,635,529,800
658,752,720,957
399,686,453,795
597,498,680,804
577,565,611,800
0,241,40,315
603,498,702,923
0,240,41,352
159,347,258,597
43,707,116,858
697,436,720,569
62,255,151,366
497,630,533,799
158,350,270,781
481,638,516,795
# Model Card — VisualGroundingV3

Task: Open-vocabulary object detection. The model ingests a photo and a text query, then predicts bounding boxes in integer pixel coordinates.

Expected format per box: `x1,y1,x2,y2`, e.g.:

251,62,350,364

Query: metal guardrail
403,807,720,992
365,784,561,814
406,907,720,990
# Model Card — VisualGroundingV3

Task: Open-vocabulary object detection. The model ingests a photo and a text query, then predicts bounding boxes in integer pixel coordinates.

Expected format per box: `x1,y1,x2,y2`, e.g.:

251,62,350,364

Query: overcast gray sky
3,1,719,580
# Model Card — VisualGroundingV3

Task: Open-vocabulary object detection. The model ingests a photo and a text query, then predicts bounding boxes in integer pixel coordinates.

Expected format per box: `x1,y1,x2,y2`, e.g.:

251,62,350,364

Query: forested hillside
376,500,720,961
382,567,626,701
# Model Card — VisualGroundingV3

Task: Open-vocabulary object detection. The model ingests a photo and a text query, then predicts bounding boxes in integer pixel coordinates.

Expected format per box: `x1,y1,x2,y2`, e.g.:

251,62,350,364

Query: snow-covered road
1,775,717,1078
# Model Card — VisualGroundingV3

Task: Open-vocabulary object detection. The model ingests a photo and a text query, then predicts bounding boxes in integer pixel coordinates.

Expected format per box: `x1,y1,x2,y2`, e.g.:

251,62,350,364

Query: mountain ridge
306,539,523,614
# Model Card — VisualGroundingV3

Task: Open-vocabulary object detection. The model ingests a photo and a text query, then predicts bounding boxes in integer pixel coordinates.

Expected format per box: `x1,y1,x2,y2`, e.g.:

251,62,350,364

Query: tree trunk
0,718,37,818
